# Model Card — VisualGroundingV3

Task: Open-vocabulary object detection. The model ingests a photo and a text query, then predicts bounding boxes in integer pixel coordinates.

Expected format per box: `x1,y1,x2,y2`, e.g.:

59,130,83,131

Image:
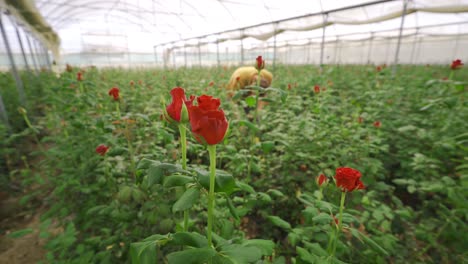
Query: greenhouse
0,0,467,263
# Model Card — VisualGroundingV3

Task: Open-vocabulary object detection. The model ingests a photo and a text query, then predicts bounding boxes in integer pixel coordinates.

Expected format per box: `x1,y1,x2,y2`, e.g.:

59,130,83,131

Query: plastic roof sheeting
1,0,467,66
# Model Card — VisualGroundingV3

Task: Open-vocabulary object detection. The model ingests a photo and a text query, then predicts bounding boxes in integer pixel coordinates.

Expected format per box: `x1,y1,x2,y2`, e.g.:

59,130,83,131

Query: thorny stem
207,144,217,252
179,124,189,232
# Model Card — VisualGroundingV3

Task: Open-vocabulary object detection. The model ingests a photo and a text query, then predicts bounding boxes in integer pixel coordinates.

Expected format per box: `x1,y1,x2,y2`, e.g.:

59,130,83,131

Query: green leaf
7,228,34,238
117,186,133,202
312,213,333,224
261,141,275,153
163,175,193,188
197,169,236,194
226,196,240,221
267,216,291,230
245,96,257,107
172,187,200,212
130,241,156,264
147,162,188,187
171,232,208,248
231,120,260,133
236,181,256,194
167,247,216,264
350,228,389,256
267,189,284,198
222,244,263,263
296,246,316,263
241,239,275,255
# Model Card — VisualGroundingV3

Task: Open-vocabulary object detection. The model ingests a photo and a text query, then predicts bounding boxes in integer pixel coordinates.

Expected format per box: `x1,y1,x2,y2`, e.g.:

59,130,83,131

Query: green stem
79,82,84,94
116,102,121,119
179,124,189,232
254,70,261,124
448,71,454,81
207,145,217,249
125,123,135,182
331,191,347,259
23,114,45,153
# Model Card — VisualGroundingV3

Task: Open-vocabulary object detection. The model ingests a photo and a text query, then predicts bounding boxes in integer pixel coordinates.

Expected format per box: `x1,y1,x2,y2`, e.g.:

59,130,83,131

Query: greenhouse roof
1,0,468,57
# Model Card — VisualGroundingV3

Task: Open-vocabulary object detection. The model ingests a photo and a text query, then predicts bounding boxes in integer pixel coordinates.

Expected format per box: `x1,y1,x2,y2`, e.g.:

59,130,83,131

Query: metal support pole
198,40,202,67
33,38,44,68
0,13,26,106
409,29,419,64
172,48,176,68
26,35,39,72
154,45,158,65
183,45,187,68
393,0,408,75
240,30,244,65
366,33,374,64
452,25,461,60
0,93,11,132
319,13,329,67
42,44,51,70
333,37,339,64
273,24,278,70
216,40,220,68
14,23,31,71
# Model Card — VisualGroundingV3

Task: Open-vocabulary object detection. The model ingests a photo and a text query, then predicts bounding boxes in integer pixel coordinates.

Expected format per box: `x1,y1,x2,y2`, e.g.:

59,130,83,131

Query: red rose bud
451,59,463,70
236,76,240,82
166,87,195,123
376,66,382,72
358,116,364,124
96,144,109,156
316,174,328,187
373,121,381,128
108,87,120,101
189,95,228,145
288,84,292,90
130,80,135,86
208,81,214,87
77,72,83,81
314,85,320,93
334,167,365,192
255,55,265,70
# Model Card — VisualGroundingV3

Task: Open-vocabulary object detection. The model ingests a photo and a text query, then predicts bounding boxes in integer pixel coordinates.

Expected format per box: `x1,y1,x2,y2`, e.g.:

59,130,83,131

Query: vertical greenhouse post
216,38,220,68
367,32,374,64
0,13,26,106
273,23,278,70
14,22,31,72
0,93,11,132
393,0,408,75
26,35,39,73
240,30,244,65
198,39,202,67
319,13,328,68
184,44,187,68
409,28,419,64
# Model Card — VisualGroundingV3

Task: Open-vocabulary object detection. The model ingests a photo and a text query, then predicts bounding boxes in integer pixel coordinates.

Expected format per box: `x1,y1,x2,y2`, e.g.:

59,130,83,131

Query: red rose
108,87,120,101
189,95,228,145
373,121,381,128
451,59,463,70
208,81,214,87
316,174,328,187
96,144,109,156
358,116,364,124
166,87,195,122
130,80,135,86
376,66,382,72
334,167,365,192
255,56,265,70
288,84,292,90
77,72,83,81
196,95,221,112
314,85,320,93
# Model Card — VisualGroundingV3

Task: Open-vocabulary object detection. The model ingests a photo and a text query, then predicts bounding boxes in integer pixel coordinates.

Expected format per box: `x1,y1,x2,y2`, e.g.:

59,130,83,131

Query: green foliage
1,64,467,263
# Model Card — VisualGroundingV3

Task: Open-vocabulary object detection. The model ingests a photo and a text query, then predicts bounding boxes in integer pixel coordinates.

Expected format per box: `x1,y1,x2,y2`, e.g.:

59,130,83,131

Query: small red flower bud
288,84,292,90
77,72,83,81
451,59,463,70
373,121,381,128
358,116,364,124
376,66,382,72
255,55,265,70
129,80,135,86
208,81,214,87
95,144,109,156
316,174,328,187
314,85,320,93
108,87,120,101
